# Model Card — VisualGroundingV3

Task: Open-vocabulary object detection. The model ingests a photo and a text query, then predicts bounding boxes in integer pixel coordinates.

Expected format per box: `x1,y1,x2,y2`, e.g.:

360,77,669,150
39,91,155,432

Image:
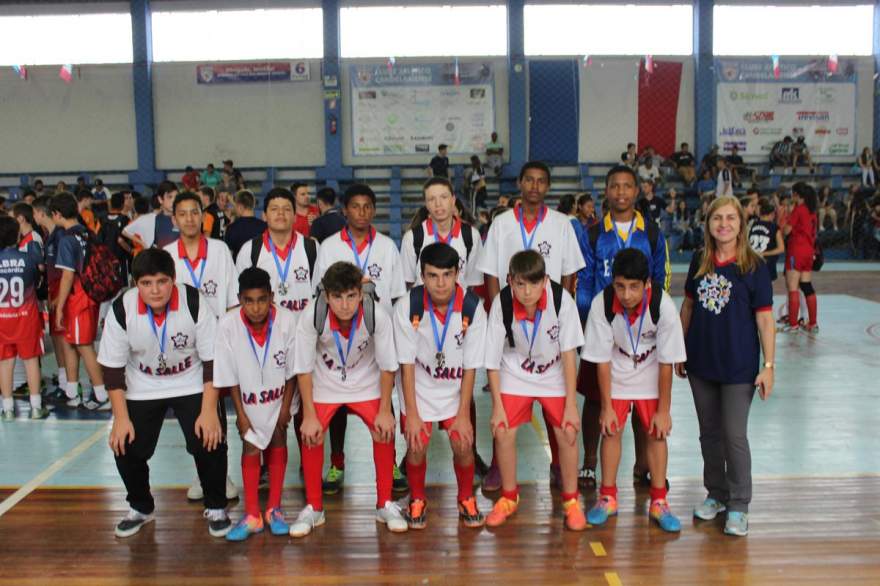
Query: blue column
693,0,714,161
128,0,165,193
873,0,880,151
505,0,527,181
316,0,352,184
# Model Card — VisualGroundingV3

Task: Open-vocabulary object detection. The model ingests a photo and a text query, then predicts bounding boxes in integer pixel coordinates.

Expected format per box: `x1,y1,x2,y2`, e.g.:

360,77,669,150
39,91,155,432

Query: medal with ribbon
147,304,169,371
245,316,274,385
332,307,361,382
518,205,546,251
519,309,543,363
268,235,294,296
346,228,373,273
426,294,454,369
623,292,648,370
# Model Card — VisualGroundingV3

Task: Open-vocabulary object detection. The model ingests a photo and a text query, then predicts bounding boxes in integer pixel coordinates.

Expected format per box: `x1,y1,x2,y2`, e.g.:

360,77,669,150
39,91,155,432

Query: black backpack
600,281,664,324
112,284,200,331
499,281,564,347
312,281,378,336
412,223,474,265
249,234,317,277
407,285,481,334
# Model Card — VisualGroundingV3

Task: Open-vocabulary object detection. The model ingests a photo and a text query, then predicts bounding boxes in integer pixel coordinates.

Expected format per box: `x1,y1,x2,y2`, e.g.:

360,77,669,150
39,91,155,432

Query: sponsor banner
196,61,310,84
350,62,494,156
716,58,856,83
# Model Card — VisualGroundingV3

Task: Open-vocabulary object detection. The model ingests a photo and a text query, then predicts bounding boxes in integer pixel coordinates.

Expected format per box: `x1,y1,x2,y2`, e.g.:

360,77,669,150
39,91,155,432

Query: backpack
499,281,564,347
588,218,659,257
407,285,481,334
80,230,125,303
412,222,474,265
313,281,378,336
249,234,317,277
112,283,200,331
601,281,664,325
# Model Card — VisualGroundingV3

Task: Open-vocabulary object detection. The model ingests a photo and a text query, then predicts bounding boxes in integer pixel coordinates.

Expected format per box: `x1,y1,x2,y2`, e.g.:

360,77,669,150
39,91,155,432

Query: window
341,5,507,58
150,8,323,62
714,4,873,56
524,4,693,56
0,13,132,65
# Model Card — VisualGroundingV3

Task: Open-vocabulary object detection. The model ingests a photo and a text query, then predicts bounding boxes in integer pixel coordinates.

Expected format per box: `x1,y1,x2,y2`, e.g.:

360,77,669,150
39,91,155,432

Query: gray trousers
688,373,756,513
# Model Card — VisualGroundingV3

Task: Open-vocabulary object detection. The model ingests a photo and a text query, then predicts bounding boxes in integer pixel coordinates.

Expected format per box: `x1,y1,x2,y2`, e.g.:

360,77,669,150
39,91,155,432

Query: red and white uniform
18,230,44,255
786,203,818,272
236,230,318,316
0,245,44,360
393,286,487,422
56,225,98,345
399,219,483,287
97,285,217,401
213,306,298,450
165,237,237,319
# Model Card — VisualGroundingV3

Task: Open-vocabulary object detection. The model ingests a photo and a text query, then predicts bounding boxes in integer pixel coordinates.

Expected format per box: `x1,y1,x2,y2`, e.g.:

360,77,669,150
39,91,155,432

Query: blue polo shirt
684,252,773,384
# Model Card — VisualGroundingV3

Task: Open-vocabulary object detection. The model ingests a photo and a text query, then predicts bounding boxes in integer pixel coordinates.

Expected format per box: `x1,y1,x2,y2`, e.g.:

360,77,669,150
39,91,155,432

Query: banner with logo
196,61,310,84
350,62,494,156
715,58,856,157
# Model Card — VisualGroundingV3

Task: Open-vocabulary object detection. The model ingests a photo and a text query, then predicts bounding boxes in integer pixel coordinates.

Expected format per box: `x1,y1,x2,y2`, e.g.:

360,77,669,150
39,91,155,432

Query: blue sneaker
693,497,726,521
724,512,749,536
265,508,289,536
225,515,263,542
586,495,618,526
650,499,681,533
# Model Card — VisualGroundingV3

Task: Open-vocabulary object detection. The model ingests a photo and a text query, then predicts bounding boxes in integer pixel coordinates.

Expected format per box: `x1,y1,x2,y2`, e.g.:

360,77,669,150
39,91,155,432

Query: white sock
58,369,68,387
66,381,79,399
93,385,108,402
2,397,13,412
30,395,42,410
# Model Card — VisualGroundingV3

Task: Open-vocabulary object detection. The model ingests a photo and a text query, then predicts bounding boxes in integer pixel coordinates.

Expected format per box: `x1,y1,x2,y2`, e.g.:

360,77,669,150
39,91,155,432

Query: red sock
543,409,559,467
265,446,288,511
408,459,427,501
501,486,519,502
561,491,578,502
805,293,817,326
301,444,324,511
373,440,394,508
600,485,618,499
241,454,261,518
788,291,800,327
453,462,474,502
650,486,668,502
330,451,345,470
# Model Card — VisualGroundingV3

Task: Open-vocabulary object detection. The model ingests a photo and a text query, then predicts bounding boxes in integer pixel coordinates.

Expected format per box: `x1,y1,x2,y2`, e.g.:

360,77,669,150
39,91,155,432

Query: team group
0,161,789,541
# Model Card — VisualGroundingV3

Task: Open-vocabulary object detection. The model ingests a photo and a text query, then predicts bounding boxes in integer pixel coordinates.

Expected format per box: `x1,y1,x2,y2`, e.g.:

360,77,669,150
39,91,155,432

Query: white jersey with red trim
164,237,237,319
399,219,483,287
484,280,584,398
293,300,398,404
213,305,299,450
393,286,487,421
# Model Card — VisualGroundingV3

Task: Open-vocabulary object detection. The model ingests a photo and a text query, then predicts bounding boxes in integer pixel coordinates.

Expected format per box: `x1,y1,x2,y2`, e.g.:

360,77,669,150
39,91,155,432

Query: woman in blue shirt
676,195,776,537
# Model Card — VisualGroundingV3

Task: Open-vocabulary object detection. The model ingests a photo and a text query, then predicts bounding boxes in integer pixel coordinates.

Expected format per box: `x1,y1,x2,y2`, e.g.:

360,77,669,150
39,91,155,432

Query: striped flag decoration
59,64,74,83
13,65,28,80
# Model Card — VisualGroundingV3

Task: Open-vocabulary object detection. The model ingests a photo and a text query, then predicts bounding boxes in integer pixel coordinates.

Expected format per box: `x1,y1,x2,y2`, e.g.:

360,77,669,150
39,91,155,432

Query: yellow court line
529,413,553,460
604,572,623,586
590,542,607,557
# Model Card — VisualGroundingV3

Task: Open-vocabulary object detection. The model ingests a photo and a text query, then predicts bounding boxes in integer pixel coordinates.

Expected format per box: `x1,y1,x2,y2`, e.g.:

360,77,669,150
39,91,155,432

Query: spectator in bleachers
639,145,664,167
309,187,346,244
182,166,200,192
485,132,504,177
637,179,665,223
621,142,637,168
224,190,266,258
21,190,36,206
638,157,662,185
791,137,815,175
468,155,488,209
497,193,512,208
92,178,111,201
817,186,838,232
725,145,752,187
32,179,45,199
769,136,794,173
699,144,721,176
576,193,598,229
222,160,244,190
429,144,451,178
76,176,88,193
55,180,68,195
661,192,690,253
716,158,734,197
201,163,221,188
858,147,875,187
291,183,319,238
696,168,716,199
670,142,697,185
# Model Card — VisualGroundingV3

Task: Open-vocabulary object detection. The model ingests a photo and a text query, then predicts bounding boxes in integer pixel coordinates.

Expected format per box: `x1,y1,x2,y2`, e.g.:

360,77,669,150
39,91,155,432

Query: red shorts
786,248,813,272
577,360,600,401
500,393,565,429
0,336,45,360
400,413,458,445
610,399,660,437
314,399,381,432
63,304,99,346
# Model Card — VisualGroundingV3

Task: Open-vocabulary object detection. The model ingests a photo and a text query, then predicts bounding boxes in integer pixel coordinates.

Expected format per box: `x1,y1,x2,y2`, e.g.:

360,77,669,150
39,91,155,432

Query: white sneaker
289,504,325,538
694,498,727,521
186,477,203,501
204,508,231,537
65,395,82,408
225,476,239,500
376,500,408,533
115,508,155,538
82,396,110,411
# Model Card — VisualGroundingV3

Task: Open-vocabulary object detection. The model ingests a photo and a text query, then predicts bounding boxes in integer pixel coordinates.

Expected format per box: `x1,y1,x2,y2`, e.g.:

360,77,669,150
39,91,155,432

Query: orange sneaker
458,497,485,528
486,495,519,527
563,498,587,531
406,498,427,530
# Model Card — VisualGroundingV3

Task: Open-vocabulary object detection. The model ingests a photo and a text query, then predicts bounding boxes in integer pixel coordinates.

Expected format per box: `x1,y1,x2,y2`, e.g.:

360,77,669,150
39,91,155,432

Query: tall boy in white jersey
483,250,587,531
291,261,407,537
393,243,487,529
215,268,298,542
400,177,483,288
311,183,407,494
99,249,231,538
236,187,319,316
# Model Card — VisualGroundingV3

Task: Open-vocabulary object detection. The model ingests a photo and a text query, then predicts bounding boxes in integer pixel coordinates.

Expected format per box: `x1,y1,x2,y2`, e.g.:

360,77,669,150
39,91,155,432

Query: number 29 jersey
0,245,42,345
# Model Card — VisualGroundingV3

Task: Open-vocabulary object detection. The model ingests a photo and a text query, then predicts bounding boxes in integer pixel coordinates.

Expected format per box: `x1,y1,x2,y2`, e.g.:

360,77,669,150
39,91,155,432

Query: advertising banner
196,61,310,84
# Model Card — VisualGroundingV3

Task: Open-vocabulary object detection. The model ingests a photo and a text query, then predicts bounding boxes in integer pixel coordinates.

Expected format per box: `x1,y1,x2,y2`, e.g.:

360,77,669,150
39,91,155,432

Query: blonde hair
695,195,763,278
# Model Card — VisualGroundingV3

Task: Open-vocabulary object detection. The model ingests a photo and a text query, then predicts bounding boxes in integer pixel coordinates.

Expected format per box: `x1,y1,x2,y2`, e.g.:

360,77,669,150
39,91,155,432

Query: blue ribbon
245,317,274,372
426,293,454,356
623,292,648,361
147,304,169,358
268,236,293,286
518,206,546,251
183,256,207,290
430,220,454,245
345,228,373,272
331,307,361,373
519,310,543,358
614,217,637,250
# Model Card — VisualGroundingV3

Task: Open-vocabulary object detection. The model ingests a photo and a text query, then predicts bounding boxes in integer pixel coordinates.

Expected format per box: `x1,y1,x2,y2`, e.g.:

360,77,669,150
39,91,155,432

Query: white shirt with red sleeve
484,281,584,398
213,305,299,450
580,287,686,400
293,299,398,404
164,237,237,319
312,227,406,312
399,219,484,287
393,286,487,422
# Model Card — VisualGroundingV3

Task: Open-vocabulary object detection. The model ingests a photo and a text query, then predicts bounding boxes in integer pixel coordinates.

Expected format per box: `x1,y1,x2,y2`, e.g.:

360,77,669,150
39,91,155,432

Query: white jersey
477,205,585,286
97,285,217,401
235,230,318,316
313,227,405,312
580,288,686,400
213,306,299,450
293,300,398,404
164,237,237,318
716,169,734,197
399,219,483,287
393,286,487,421
484,281,584,398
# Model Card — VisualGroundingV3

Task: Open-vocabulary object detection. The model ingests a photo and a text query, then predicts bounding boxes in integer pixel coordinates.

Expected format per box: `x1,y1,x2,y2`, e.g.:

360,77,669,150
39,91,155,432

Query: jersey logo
536,241,552,257
294,267,309,282
603,259,611,277
273,350,287,368
356,339,370,353
367,264,382,279
202,280,218,297
547,324,560,341
171,332,189,349
697,273,732,315
454,330,466,347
